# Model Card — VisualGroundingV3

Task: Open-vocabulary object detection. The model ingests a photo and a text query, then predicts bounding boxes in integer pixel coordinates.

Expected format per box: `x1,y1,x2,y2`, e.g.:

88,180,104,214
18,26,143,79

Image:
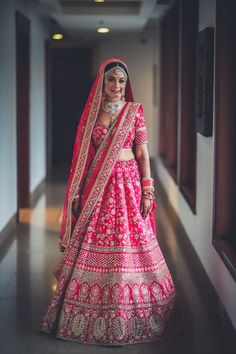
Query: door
16,11,30,217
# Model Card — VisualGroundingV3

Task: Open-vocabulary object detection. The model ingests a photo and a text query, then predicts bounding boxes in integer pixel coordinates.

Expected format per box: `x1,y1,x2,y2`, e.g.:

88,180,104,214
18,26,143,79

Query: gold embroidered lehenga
40,58,181,345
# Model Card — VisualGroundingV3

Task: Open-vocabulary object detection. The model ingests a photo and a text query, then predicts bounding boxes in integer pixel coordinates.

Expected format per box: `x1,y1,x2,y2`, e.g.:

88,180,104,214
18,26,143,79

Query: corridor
0,175,235,354
1,0,236,353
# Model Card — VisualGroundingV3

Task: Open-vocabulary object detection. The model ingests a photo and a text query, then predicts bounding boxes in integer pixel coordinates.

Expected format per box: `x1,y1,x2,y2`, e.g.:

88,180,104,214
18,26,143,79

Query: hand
59,244,65,252
140,196,153,219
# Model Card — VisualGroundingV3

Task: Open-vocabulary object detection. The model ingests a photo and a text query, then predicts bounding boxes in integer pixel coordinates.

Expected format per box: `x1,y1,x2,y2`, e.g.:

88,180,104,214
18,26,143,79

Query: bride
40,57,181,345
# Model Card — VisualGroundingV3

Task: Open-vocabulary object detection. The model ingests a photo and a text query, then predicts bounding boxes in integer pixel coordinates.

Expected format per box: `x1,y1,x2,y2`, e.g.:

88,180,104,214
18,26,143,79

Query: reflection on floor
0,178,235,354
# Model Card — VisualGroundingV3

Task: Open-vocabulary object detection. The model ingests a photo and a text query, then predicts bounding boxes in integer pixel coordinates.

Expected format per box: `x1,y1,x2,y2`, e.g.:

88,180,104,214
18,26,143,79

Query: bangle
143,191,154,196
142,195,154,201
141,177,154,189
143,186,154,192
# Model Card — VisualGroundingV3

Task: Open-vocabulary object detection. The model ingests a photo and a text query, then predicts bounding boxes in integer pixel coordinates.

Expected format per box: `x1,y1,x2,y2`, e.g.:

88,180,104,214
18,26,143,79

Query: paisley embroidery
93,317,107,340
72,314,87,337
149,314,165,335
112,317,126,340
130,317,143,338
40,160,180,345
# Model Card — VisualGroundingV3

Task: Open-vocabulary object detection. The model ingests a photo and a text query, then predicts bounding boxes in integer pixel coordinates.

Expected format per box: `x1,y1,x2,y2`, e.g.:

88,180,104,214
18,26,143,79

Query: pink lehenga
40,58,181,345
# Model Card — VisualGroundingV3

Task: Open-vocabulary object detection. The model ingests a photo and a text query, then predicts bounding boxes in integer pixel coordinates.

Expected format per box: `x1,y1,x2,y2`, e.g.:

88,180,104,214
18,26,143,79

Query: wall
0,1,17,232
29,12,46,193
97,31,158,157
155,0,236,330
0,0,47,233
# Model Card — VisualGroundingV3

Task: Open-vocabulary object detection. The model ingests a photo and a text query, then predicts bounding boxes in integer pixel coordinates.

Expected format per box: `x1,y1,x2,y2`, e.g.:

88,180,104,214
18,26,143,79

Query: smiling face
104,68,127,102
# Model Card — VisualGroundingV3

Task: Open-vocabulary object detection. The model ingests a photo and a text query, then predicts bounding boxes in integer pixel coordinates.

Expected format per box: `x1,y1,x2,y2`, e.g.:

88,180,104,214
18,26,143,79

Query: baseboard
30,178,46,207
0,179,46,252
0,213,17,251
151,158,236,344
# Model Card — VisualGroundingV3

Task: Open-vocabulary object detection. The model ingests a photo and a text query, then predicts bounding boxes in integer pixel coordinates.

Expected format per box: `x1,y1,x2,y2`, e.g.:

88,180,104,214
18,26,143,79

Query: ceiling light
94,0,105,3
97,21,110,33
52,33,64,40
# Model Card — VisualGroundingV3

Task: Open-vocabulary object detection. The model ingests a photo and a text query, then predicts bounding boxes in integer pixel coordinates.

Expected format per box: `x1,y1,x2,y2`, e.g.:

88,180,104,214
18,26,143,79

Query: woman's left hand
140,197,153,219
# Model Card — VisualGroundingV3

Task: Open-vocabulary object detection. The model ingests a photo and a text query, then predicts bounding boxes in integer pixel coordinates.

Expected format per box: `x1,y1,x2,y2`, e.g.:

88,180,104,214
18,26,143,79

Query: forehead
105,68,126,79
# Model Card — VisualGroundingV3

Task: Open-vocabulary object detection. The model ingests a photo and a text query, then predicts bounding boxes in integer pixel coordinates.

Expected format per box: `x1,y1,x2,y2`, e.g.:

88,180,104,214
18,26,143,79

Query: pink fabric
59,58,134,249
92,120,109,147
40,160,180,344
39,58,181,345
92,104,148,149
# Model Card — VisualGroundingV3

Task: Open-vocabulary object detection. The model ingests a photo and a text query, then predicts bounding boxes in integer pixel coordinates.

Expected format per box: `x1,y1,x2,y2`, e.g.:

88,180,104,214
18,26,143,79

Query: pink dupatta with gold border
59,58,136,250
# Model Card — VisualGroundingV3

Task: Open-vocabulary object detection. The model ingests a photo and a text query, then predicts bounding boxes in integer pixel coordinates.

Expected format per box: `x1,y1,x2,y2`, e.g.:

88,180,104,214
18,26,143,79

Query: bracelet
142,192,154,197
142,195,154,201
143,189,154,194
143,186,154,192
141,177,154,189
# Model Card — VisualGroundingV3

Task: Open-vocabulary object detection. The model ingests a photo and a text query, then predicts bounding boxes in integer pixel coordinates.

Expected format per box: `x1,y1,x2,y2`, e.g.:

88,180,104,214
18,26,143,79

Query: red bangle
141,177,154,189
142,196,154,201
143,191,154,197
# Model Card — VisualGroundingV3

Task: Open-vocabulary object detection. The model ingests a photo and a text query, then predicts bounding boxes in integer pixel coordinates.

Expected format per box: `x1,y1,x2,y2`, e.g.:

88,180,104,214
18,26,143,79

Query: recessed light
97,21,110,33
97,26,110,33
52,33,64,40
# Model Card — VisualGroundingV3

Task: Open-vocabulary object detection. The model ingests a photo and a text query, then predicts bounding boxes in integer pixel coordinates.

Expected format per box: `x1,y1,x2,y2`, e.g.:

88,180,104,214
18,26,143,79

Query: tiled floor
0,178,235,354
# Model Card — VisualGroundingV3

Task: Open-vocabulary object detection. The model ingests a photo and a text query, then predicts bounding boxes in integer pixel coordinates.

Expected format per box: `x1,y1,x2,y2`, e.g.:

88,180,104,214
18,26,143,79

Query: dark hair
104,61,128,77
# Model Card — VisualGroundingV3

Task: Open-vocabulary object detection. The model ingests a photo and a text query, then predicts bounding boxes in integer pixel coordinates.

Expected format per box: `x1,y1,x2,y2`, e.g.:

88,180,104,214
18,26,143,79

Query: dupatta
59,58,137,249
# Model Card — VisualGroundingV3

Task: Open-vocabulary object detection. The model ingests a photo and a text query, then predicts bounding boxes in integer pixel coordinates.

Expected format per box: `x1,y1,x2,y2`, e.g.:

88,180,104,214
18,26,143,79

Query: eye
119,79,126,84
107,76,114,82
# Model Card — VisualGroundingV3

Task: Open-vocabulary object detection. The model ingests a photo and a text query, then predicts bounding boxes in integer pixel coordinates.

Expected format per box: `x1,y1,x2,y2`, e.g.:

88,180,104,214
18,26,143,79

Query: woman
40,58,180,345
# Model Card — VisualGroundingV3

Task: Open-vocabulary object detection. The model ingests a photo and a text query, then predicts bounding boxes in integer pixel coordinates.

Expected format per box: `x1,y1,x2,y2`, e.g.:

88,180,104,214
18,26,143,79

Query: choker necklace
101,100,124,125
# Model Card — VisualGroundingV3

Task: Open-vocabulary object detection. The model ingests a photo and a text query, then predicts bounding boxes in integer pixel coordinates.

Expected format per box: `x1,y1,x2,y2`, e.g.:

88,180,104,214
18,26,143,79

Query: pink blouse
92,104,148,148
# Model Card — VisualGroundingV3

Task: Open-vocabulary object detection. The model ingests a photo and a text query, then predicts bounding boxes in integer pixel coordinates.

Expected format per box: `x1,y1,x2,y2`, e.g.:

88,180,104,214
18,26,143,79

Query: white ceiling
35,0,171,41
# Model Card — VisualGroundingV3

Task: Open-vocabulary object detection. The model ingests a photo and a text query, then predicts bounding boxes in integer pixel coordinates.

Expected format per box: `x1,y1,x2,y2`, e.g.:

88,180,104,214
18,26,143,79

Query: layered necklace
101,99,124,125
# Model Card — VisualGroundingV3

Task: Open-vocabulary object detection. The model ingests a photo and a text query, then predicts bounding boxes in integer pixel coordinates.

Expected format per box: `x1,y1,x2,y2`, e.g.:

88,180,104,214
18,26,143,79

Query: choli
91,104,148,148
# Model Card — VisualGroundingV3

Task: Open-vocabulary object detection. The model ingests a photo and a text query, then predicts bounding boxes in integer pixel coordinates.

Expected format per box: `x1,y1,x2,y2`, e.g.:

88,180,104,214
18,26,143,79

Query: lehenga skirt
40,159,180,345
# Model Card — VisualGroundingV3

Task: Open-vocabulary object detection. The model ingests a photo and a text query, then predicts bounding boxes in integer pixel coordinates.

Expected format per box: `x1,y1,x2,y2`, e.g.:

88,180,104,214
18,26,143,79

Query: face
104,68,127,101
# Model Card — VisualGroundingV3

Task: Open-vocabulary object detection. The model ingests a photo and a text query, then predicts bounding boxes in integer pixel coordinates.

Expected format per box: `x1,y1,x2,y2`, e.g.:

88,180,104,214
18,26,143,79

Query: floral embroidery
91,104,148,150
40,159,180,345
92,121,109,147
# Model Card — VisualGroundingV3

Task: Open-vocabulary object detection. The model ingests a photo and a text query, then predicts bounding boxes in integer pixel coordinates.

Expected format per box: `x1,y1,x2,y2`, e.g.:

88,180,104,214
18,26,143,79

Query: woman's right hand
59,244,65,252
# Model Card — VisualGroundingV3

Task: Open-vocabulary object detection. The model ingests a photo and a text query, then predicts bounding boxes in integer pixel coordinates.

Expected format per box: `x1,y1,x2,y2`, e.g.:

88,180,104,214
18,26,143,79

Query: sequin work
92,104,148,149
40,160,180,345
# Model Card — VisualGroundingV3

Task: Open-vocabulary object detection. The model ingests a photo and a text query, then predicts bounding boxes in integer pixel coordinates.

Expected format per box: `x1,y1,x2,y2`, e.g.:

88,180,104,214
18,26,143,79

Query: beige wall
97,31,158,157
155,0,236,330
0,0,47,232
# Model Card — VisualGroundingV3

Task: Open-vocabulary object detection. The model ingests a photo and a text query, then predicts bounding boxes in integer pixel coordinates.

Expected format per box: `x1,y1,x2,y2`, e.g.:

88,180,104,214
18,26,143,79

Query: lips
111,90,121,94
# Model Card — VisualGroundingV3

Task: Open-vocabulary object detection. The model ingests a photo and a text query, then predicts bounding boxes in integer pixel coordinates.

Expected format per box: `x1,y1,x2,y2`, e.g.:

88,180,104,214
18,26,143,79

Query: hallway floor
0,177,235,354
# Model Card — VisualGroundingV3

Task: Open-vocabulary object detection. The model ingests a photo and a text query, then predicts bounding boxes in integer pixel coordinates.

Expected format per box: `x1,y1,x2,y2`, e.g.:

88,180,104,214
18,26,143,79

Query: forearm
137,154,151,179
136,147,154,219
135,145,151,178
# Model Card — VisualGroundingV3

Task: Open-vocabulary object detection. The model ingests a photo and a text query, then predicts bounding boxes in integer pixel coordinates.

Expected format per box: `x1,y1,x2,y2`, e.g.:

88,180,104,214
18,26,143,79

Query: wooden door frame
45,40,52,180
213,0,236,281
16,10,30,217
